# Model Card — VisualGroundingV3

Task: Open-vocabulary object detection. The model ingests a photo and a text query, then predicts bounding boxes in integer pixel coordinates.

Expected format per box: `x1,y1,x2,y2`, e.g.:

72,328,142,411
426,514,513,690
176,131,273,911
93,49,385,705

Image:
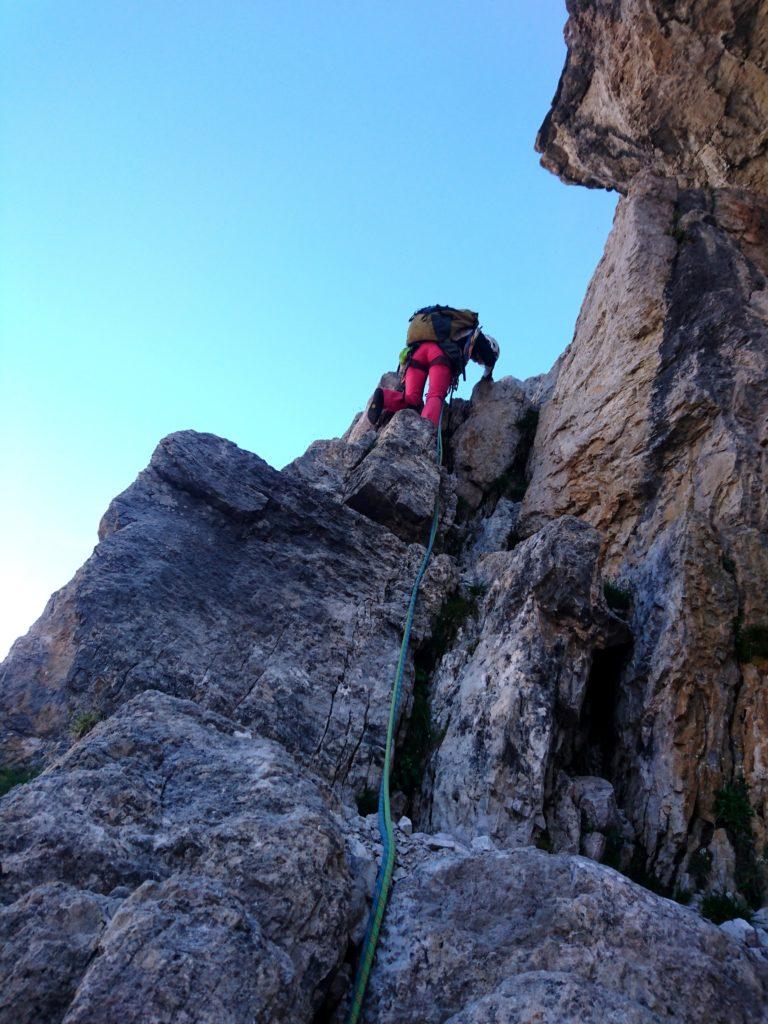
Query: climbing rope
346,392,452,1024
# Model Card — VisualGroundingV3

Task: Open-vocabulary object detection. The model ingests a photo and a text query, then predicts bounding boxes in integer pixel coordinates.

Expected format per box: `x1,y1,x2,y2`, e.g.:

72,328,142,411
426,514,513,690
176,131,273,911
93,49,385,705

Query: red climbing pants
380,342,453,425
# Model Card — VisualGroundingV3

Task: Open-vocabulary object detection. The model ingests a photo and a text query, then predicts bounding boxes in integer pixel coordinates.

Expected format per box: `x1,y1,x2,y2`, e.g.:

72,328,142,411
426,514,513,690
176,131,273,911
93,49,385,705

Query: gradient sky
0,1,617,658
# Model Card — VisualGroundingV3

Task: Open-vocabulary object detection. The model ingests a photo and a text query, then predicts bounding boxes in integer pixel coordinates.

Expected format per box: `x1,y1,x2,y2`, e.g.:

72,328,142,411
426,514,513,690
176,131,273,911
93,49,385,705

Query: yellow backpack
406,305,479,347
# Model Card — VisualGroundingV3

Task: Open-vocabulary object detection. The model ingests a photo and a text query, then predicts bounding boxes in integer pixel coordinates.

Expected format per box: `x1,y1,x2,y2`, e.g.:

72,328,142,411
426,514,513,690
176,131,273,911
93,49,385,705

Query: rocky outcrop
519,171,768,883
363,847,768,1024
448,375,532,510
537,0,768,194
2,389,767,1020
342,412,454,543
2,4,768,1022
0,430,454,802
422,517,629,849
0,691,355,1022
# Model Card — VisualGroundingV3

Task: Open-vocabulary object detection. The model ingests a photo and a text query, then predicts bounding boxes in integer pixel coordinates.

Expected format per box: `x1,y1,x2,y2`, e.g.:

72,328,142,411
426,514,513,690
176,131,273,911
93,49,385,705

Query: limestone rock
2,6,767,1019
449,375,532,510
63,877,295,1024
581,830,607,862
459,497,520,568
521,175,768,883
0,884,116,1024
709,828,738,892
720,917,761,948
572,776,619,834
422,517,627,847
0,430,453,800
362,848,768,1023
343,410,451,542
283,433,375,497
0,691,353,1022
537,0,768,194
343,371,401,445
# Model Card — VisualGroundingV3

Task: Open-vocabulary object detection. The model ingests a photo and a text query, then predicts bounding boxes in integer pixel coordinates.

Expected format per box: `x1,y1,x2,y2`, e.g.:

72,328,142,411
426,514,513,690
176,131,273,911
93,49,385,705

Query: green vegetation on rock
0,765,41,797
71,710,102,740
701,891,752,925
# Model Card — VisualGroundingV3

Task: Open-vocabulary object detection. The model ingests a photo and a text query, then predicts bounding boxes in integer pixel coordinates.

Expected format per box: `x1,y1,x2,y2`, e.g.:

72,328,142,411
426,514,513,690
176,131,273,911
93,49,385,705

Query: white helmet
483,334,500,365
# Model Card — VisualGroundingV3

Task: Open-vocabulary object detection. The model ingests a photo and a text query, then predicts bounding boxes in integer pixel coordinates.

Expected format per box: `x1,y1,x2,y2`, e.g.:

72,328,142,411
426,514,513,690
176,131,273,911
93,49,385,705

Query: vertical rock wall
527,0,768,887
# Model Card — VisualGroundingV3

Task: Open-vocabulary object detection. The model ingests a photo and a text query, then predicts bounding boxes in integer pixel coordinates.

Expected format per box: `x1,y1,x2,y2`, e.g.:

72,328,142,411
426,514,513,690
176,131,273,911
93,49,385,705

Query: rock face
364,848,768,1024
422,517,628,849
0,430,453,803
342,411,453,543
537,0,768,194
521,170,768,886
449,375,532,509
0,691,354,1023
2,4,768,1023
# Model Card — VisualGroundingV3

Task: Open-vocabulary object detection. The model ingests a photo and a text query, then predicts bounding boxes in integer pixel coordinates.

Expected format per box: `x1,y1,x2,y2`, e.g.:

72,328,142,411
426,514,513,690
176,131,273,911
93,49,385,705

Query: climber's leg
422,359,452,425
402,362,427,411
404,342,446,412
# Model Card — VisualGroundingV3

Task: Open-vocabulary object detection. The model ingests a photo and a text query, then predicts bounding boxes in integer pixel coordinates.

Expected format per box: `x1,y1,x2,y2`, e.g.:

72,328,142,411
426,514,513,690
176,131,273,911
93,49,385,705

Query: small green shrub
666,209,689,245
0,765,40,797
715,779,754,842
666,224,689,244
721,555,736,575
673,887,692,905
688,848,712,888
701,891,752,925
390,677,432,800
356,788,378,816
735,623,768,663
71,710,101,740
487,465,526,503
715,777,763,908
427,588,483,664
516,408,540,438
603,580,632,613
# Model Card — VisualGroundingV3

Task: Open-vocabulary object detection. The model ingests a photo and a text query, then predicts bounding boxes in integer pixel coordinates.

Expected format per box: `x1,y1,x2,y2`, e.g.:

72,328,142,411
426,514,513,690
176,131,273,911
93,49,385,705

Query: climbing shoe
367,387,384,425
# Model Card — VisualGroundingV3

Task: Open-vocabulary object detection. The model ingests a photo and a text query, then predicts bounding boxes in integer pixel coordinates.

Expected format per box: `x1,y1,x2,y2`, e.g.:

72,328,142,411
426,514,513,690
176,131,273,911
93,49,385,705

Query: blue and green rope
346,397,449,1023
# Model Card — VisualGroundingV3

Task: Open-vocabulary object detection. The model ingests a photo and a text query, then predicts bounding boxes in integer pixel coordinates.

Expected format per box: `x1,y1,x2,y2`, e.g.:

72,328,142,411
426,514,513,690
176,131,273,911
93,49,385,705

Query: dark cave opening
570,643,632,781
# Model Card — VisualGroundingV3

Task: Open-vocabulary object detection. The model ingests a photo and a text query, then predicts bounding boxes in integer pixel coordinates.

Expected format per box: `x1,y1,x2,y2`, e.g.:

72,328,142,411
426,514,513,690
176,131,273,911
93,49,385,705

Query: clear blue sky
0,1,617,657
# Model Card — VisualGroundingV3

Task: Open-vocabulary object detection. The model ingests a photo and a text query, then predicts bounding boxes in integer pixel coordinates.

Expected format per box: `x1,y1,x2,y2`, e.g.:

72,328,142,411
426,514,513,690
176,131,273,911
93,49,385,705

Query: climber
367,305,500,427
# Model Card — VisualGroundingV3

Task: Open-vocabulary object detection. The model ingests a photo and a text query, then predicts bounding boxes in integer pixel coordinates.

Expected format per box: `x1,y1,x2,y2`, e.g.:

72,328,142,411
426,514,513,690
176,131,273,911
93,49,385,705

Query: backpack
406,305,479,348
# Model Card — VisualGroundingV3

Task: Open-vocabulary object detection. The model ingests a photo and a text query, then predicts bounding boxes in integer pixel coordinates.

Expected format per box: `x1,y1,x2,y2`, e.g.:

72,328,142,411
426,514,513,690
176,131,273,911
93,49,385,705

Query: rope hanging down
346,393,452,1023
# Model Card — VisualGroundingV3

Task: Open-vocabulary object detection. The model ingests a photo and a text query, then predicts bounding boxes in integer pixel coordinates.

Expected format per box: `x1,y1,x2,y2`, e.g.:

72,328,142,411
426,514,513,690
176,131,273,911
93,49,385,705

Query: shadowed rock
0,691,354,1023
537,0,768,194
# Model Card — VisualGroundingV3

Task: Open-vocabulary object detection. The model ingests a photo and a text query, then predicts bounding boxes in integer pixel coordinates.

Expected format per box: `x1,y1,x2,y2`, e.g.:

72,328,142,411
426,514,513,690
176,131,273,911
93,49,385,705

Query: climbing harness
346,391,453,1023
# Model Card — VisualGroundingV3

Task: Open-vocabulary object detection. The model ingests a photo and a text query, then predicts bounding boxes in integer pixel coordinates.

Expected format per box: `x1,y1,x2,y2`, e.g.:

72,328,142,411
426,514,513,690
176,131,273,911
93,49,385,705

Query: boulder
362,847,768,1023
0,691,354,1022
343,410,452,543
449,375,532,510
422,517,627,847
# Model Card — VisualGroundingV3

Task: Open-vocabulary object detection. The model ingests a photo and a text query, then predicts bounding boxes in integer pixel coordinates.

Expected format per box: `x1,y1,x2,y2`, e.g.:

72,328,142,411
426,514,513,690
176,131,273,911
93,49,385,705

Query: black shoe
367,387,384,425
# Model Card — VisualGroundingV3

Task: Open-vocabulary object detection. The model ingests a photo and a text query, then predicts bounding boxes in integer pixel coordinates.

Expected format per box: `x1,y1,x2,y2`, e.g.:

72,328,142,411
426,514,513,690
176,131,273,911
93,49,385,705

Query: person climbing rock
367,305,500,427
